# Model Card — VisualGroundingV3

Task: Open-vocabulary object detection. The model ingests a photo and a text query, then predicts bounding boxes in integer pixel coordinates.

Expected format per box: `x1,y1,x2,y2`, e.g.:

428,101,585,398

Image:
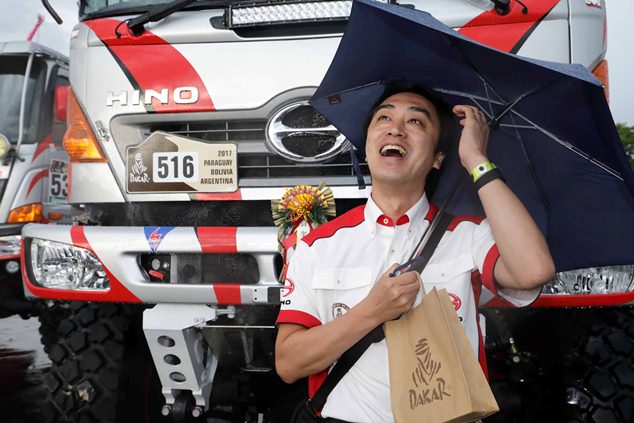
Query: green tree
617,123,634,170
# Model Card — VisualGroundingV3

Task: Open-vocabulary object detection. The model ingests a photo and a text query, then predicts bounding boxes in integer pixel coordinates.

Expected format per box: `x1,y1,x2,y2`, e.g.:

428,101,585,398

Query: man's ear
432,151,445,170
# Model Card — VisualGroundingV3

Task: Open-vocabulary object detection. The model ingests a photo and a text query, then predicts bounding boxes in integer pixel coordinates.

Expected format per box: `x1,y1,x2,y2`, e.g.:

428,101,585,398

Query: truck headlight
29,239,109,290
543,265,634,295
0,235,21,256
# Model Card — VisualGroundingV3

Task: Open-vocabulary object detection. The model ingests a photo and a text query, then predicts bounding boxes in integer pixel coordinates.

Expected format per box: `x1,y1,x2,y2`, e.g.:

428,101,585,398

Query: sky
0,0,631,125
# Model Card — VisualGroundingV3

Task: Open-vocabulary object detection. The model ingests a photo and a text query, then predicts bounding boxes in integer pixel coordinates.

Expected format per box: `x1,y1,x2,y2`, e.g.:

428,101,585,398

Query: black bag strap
309,210,454,414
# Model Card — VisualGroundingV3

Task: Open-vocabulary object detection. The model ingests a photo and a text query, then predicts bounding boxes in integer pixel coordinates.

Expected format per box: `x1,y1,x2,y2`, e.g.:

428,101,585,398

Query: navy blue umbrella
310,0,634,272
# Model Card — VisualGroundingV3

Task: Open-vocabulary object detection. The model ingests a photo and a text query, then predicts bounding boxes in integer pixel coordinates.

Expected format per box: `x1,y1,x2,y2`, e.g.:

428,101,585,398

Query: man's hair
364,82,456,154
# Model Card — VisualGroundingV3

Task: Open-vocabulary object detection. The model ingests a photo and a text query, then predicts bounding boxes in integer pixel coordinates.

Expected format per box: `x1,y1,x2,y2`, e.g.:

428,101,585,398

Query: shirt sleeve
276,240,322,328
472,219,541,307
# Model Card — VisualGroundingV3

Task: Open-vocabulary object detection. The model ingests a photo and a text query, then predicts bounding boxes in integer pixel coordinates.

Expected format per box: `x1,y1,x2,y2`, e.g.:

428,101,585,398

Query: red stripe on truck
27,169,48,197
191,191,243,201
32,135,53,162
85,19,215,113
458,0,560,53
483,292,634,308
196,227,238,253
196,229,241,304
213,284,242,304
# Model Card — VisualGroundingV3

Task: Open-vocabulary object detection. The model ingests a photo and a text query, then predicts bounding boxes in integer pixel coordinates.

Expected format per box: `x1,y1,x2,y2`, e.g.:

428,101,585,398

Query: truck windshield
82,0,170,15
79,0,218,20
0,56,46,144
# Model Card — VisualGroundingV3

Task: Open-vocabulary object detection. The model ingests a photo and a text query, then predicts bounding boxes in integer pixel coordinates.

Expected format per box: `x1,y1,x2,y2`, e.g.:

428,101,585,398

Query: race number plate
48,160,68,203
126,131,237,193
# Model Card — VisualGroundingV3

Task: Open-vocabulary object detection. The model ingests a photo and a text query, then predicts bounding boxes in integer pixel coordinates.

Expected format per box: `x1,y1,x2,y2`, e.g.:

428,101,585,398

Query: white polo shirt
277,194,540,423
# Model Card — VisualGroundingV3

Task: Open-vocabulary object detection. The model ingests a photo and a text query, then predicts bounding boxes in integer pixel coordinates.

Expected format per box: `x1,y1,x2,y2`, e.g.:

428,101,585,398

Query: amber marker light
63,90,107,162
592,59,609,103
47,212,65,221
8,203,43,223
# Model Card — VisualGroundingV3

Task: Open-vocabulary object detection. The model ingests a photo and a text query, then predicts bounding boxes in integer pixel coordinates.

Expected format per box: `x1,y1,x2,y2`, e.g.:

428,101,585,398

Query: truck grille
144,120,369,185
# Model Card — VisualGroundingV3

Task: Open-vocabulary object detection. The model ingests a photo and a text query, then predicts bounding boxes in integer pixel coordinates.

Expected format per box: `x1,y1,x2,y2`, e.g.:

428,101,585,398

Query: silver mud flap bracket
143,303,232,417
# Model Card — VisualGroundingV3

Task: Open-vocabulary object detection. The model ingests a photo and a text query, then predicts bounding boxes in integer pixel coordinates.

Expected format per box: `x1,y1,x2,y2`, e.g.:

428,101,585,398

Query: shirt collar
364,193,433,236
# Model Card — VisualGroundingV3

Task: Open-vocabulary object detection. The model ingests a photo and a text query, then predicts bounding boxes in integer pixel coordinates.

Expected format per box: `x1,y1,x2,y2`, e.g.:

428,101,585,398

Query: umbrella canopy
310,0,634,272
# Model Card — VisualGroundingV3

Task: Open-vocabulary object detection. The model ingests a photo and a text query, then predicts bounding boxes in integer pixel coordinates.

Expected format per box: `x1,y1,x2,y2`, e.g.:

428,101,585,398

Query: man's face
365,92,444,192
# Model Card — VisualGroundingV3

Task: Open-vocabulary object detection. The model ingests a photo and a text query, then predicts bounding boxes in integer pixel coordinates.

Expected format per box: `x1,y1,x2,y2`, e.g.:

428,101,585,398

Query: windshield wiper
127,0,197,35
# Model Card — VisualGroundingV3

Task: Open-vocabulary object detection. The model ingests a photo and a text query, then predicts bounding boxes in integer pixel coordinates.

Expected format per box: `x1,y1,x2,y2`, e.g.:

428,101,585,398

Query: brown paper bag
385,287,499,423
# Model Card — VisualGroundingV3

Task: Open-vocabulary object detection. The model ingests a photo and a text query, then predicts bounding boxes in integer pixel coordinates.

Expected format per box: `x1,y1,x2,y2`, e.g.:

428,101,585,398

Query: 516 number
153,152,198,183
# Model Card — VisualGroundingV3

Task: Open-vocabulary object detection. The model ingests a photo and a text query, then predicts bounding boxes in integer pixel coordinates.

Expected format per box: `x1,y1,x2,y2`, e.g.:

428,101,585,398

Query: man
275,85,555,422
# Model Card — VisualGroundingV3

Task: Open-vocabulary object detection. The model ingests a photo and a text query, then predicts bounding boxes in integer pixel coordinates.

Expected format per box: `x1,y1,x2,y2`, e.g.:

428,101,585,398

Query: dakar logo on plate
282,278,295,298
447,293,462,311
130,153,150,183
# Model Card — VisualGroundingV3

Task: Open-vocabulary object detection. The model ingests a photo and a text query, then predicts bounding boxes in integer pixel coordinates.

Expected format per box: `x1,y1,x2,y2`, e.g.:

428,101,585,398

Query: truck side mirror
55,85,69,121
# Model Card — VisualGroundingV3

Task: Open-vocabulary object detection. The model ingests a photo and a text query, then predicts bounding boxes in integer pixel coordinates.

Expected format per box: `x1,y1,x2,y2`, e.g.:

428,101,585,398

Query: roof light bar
228,0,389,28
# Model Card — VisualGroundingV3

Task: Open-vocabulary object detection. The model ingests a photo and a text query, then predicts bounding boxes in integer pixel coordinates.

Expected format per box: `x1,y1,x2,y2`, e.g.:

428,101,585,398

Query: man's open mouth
380,144,407,157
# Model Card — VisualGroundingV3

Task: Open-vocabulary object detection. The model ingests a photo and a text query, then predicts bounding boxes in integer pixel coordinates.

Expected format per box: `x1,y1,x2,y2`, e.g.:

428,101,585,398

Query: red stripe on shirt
424,203,438,222
481,244,500,293
303,205,365,247
447,215,485,231
471,271,488,376
308,371,329,400
276,310,322,329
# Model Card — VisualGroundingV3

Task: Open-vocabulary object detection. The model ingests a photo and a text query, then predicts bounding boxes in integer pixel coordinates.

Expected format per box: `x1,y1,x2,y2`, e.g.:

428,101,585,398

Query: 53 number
50,173,67,197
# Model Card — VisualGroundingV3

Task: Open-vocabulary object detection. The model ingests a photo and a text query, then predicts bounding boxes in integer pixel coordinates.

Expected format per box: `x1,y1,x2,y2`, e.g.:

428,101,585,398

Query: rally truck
25,0,631,422
0,41,70,320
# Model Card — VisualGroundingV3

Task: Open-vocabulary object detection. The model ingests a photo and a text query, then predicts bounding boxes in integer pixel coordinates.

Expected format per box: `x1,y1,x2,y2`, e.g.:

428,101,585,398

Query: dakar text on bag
385,287,499,423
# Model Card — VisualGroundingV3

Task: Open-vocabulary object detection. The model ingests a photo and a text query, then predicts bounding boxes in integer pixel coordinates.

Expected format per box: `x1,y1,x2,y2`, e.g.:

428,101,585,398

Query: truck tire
560,309,634,423
40,302,164,423
37,301,70,355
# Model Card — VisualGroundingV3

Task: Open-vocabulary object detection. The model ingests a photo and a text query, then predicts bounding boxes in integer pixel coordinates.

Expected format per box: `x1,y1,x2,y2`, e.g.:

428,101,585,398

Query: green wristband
470,160,496,182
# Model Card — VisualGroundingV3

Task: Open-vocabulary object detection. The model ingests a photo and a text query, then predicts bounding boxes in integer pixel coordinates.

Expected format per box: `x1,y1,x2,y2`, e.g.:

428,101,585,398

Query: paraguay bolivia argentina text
201,150,235,185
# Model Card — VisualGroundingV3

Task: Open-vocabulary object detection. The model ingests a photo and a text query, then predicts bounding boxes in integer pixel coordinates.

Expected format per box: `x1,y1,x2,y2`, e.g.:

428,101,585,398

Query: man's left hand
453,105,490,171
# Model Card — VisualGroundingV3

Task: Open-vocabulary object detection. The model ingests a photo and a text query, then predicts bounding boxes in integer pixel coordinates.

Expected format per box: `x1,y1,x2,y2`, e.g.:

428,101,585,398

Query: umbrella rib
507,112,551,218
483,83,495,118
510,109,624,180
470,97,499,120
499,124,539,130
492,75,564,126
440,34,506,105
433,88,505,106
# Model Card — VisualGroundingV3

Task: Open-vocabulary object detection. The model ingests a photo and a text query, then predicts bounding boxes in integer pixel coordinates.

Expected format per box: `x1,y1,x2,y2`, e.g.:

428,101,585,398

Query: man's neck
370,183,426,220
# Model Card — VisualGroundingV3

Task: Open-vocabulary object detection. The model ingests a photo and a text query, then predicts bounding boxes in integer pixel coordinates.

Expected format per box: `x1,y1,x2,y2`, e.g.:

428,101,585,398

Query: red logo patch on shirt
448,293,462,311
282,278,295,297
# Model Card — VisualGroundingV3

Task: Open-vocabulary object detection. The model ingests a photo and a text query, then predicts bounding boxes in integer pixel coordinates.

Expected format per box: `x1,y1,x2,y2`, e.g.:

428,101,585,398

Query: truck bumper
21,223,283,305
